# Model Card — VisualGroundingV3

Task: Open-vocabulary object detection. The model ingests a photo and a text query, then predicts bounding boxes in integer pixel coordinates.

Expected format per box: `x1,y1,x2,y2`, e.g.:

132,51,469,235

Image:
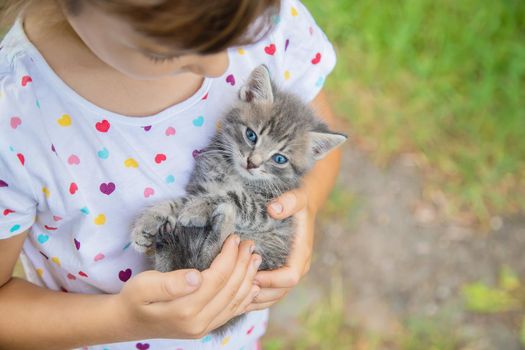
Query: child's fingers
207,284,260,332
197,239,256,322
128,269,202,304
182,234,241,313
221,253,261,317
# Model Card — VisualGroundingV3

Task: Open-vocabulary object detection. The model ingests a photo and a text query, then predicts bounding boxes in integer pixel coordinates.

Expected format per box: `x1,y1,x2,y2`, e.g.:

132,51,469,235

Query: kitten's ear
309,131,348,160
239,64,274,103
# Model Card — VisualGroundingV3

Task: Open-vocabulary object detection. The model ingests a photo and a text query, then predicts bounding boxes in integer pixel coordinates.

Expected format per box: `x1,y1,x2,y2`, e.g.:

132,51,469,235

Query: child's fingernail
185,271,200,286
253,256,261,269
270,202,283,214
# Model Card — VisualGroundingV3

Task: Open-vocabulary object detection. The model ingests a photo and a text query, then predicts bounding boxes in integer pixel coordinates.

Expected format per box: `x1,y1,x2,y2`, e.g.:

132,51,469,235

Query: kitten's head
218,65,347,192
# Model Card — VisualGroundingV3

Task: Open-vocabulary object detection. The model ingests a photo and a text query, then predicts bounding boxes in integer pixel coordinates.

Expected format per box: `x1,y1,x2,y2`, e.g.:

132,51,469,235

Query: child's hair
0,0,281,54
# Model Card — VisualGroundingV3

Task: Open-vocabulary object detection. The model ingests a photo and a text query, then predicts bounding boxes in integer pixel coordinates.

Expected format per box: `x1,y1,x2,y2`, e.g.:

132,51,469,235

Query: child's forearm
0,277,129,349
305,91,344,214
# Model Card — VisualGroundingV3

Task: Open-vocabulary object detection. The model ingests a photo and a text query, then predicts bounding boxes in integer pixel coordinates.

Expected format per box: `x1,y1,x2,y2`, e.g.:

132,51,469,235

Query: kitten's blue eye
246,128,257,143
272,153,288,164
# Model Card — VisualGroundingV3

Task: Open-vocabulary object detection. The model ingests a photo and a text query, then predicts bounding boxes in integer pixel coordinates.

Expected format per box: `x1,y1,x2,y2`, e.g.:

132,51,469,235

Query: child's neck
21,2,208,118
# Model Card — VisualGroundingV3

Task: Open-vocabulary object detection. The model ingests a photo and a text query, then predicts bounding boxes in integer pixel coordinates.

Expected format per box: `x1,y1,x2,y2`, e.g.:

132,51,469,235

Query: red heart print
202,92,208,100
95,119,110,132
136,343,150,350
119,268,132,282
17,153,25,165
21,75,32,86
69,182,78,194
53,216,62,222
67,273,76,280
311,52,322,64
78,271,88,277
154,154,167,164
44,225,58,231
3,209,14,216
264,43,276,55
246,325,255,335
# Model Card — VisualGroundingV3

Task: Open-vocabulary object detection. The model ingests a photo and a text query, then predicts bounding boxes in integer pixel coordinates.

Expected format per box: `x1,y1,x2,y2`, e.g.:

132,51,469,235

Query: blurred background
3,0,525,349
263,0,525,349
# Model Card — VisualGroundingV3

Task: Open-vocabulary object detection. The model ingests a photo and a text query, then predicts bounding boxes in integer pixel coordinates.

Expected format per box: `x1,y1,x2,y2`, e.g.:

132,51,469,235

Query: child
0,0,341,348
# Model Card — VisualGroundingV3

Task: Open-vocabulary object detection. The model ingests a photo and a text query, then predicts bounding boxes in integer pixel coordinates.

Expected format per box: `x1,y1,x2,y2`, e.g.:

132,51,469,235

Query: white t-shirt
0,0,336,348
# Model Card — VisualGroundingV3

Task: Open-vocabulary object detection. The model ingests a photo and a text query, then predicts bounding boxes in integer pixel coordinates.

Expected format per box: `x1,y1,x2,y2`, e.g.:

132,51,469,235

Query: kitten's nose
247,159,258,169
246,154,262,169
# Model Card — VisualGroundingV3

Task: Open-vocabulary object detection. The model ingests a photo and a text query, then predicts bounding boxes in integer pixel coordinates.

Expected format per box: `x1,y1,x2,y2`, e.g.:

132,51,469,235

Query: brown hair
1,0,281,54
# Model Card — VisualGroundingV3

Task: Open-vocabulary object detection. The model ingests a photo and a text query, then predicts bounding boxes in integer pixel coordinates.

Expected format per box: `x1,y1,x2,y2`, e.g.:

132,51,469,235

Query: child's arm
247,90,343,309
0,232,261,348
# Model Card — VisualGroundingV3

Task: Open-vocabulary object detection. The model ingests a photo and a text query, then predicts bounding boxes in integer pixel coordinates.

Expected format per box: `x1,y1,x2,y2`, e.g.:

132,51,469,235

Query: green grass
305,0,525,224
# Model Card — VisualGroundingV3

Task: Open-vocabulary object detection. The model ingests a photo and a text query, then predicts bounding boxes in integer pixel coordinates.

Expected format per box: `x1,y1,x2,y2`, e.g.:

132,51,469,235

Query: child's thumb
139,269,202,303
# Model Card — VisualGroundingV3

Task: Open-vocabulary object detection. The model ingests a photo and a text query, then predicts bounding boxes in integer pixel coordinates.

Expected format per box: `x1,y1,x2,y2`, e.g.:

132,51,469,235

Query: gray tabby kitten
131,65,347,337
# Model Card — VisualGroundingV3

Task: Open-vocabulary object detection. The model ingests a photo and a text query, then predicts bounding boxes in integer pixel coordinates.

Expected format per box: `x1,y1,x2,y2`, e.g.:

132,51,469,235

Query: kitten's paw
131,201,179,253
178,211,208,227
177,199,212,227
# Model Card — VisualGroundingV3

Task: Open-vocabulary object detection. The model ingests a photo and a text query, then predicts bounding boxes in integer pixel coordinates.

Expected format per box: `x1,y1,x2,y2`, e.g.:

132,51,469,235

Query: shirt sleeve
268,0,337,103
0,73,38,239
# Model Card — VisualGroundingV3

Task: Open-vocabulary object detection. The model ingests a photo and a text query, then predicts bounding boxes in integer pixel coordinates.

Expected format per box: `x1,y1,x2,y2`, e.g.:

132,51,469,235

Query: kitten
131,65,347,337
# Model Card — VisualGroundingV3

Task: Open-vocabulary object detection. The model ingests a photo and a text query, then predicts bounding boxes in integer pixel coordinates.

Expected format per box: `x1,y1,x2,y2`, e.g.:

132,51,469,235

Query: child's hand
246,188,315,312
115,234,261,339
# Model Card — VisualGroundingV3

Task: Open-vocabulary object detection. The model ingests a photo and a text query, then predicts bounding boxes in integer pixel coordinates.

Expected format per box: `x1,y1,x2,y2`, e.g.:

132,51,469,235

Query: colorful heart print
226,74,235,86
95,119,110,132
192,116,204,127
119,268,132,282
124,158,139,168
37,234,49,244
94,214,106,225
3,209,15,216
74,238,81,250
69,182,78,194
94,253,105,262
57,114,71,127
0,179,8,187
135,343,150,350
154,153,167,164
10,116,21,129
97,147,109,159
68,155,80,165
165,127,176,136
311,52,322,64
21,75,32,87
99,182,116,195
264,43,276,55
143,187,154,198
17,153,25,165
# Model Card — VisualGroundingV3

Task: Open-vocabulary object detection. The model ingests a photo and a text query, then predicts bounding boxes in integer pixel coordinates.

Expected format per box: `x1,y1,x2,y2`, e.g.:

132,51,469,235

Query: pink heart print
10,116,21,129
